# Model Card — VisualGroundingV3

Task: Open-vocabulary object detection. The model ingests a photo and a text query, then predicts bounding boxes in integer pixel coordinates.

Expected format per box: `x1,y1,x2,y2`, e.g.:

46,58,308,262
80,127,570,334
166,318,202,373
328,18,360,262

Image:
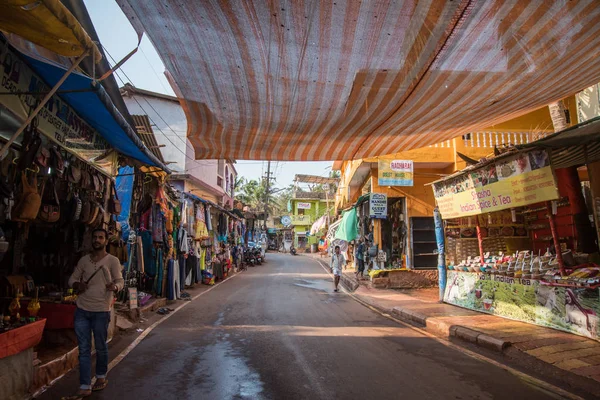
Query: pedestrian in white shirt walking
331,245,346,292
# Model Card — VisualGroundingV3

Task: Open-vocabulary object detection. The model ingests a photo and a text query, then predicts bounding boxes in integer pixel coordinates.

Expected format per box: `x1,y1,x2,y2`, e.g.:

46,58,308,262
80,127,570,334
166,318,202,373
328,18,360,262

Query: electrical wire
102,46,246,172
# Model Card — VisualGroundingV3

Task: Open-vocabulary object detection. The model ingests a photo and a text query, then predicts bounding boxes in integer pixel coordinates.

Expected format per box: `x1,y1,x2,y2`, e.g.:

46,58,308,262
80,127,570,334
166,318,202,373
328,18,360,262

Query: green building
289,190,334,249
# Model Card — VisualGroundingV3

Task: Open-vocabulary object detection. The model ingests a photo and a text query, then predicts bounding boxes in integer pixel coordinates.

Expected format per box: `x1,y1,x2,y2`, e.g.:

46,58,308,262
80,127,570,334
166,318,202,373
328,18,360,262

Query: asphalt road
44,253,561,400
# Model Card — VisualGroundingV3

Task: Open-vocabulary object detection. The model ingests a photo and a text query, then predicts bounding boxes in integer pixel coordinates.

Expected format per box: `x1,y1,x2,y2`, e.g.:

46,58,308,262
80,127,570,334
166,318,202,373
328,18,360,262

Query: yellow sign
378,159,413,186
433,151,558,219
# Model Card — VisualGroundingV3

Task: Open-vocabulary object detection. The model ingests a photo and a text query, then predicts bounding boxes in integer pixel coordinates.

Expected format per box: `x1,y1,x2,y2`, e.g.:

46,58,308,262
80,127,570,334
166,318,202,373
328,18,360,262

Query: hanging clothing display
195,203,209,239
152,204,165,243
205,204,213,231
142,231,155,276
186,199,195,238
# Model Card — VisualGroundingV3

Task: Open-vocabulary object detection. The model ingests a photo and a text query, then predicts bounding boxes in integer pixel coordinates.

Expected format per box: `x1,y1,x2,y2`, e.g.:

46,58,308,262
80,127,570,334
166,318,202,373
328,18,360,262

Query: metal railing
429,131,550,149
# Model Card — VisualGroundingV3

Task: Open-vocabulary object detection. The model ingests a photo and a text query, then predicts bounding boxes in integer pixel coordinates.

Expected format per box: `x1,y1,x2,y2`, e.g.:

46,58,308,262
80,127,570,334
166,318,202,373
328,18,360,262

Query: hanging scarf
195,203,209,239
205,204,213,231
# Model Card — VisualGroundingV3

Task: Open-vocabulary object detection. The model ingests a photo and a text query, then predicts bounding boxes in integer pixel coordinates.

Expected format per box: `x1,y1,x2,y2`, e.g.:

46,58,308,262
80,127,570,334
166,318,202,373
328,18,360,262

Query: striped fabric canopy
118,0,600,161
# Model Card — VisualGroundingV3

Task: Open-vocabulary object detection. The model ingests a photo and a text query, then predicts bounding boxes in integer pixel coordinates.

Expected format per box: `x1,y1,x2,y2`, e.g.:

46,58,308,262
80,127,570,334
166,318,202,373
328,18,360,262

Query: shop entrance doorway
381,197,406,269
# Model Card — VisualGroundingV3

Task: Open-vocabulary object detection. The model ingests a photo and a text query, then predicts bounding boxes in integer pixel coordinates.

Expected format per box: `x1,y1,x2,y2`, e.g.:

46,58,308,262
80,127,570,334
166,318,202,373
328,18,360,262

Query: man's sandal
61,389,91,400
93,378,108,391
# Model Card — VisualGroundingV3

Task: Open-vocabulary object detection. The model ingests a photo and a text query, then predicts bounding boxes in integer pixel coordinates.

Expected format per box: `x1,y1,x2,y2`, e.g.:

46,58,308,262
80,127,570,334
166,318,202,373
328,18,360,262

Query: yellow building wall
335,96,578,212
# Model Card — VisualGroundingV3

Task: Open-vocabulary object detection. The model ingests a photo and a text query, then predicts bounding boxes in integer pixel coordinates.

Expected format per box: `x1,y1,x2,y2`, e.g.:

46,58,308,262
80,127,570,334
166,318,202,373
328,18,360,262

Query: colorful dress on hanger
195,203,209,239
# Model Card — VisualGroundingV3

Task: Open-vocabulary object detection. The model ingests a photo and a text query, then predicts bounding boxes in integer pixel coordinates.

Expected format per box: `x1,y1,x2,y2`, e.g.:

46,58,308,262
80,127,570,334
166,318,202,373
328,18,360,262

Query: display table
19,301,76,330
0,318,46,359
444,270,600,341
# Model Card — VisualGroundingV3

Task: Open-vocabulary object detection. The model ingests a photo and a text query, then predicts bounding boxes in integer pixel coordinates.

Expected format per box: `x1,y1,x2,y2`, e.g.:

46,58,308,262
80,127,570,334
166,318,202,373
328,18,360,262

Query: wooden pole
546,201,566,276
475,216,485,265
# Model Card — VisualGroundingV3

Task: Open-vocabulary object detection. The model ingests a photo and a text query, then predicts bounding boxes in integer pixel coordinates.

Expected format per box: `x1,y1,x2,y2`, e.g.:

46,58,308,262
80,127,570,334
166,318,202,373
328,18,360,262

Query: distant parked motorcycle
290,246,297,256
244,248,256,266
253,247,263,265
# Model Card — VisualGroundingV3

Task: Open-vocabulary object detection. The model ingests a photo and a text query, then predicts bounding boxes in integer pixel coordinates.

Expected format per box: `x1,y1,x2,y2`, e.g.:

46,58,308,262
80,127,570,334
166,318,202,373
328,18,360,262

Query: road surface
45,253,562,400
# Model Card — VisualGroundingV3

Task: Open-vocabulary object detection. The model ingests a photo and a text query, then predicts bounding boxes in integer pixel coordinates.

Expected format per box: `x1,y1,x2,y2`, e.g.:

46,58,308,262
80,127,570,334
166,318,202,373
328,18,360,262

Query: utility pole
263,161,272,230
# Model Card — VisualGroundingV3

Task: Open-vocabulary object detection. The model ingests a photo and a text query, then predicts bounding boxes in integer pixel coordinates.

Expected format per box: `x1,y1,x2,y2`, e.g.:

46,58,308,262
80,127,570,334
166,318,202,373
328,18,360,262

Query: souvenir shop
434,142,600,341
123,171,245,305
343,194,408,273
0,35,168,398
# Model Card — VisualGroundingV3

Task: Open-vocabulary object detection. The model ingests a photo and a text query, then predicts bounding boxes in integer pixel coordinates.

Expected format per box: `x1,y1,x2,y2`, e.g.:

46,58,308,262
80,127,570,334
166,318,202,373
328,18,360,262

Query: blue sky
84,0,332,187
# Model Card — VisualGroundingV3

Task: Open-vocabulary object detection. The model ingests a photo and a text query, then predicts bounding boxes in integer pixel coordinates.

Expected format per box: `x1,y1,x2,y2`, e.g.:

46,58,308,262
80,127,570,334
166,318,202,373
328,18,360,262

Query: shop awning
119,1,600,161
0,0,102,60
335,208,358,242
18,51,169,171
518,116,600,169
182,191,241,221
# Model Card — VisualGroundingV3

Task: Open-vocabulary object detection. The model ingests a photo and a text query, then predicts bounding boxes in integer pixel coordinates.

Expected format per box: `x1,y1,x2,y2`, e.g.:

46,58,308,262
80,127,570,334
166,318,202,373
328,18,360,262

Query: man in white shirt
330,245,346,292
67,229,124,399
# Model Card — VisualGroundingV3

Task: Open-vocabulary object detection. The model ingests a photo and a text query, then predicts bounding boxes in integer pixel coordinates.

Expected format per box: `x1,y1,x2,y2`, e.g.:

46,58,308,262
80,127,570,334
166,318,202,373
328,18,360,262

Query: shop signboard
378,159,413,186
369,193,388,219
297,202,312,209
0,46,114,173
128,287,138,310
444,271,600,340
432,150,558,219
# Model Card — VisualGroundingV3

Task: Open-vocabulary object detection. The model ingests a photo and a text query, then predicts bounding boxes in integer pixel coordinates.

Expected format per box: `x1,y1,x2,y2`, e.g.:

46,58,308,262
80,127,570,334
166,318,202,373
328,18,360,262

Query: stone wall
0,348,32,400
371,270,439,289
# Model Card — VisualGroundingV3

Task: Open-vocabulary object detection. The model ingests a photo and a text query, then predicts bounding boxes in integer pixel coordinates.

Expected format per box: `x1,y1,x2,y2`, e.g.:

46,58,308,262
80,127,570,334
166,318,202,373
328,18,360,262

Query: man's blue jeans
74,307,110,390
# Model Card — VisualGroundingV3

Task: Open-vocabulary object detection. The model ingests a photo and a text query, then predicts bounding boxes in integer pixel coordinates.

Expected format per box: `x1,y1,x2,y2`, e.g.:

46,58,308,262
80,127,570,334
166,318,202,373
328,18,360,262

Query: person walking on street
331,245,346,292
355,239,365,280
66,229,124,399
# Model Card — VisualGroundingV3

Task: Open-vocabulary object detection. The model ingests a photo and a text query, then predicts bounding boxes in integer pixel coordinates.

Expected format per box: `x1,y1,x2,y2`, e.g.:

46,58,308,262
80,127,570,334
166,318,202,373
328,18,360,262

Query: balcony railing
429,131,550,149
290,215,312,225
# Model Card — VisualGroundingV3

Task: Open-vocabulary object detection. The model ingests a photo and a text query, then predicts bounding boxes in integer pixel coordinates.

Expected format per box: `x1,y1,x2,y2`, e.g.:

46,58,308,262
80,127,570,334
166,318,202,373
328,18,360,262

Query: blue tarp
115,166,134,241
19,53,168,170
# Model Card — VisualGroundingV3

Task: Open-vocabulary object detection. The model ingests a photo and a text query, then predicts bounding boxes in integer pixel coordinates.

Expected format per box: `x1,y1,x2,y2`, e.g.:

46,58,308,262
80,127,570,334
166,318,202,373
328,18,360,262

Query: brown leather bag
38,180,60,223
92,174,101,193
108,183,121,215
80,170,92,190
68,163,81,184
86,202,100,226
80,196,93,224
12,172,43,222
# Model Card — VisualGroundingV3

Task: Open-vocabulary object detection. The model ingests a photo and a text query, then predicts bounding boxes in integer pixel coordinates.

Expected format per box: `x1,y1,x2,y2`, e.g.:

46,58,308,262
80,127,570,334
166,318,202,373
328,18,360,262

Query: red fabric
0,318,46,359
556,167,586,214
20,301,76,330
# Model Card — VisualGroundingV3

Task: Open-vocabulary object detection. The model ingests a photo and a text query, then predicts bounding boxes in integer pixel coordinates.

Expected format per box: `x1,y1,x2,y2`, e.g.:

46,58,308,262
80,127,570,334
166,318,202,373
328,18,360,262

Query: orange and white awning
118,0,600,161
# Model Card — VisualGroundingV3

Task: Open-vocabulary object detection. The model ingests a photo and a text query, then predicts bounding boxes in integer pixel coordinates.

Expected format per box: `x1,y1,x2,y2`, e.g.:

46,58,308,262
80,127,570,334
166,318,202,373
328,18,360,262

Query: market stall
0,28,170,397
432,147,600,340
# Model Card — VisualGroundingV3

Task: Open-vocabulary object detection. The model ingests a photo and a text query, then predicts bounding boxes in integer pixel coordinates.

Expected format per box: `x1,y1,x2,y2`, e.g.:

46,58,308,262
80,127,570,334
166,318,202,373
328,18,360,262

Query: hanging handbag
35,147,51,169
17,120,42,172
108,182,121,215
92,173,101,193
38,178,60,223
71,192,82,221
12,172,43,222
68,162,82,184
86,202,100,226
80,195,93,224
51,147,65,177
91,205,105,228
